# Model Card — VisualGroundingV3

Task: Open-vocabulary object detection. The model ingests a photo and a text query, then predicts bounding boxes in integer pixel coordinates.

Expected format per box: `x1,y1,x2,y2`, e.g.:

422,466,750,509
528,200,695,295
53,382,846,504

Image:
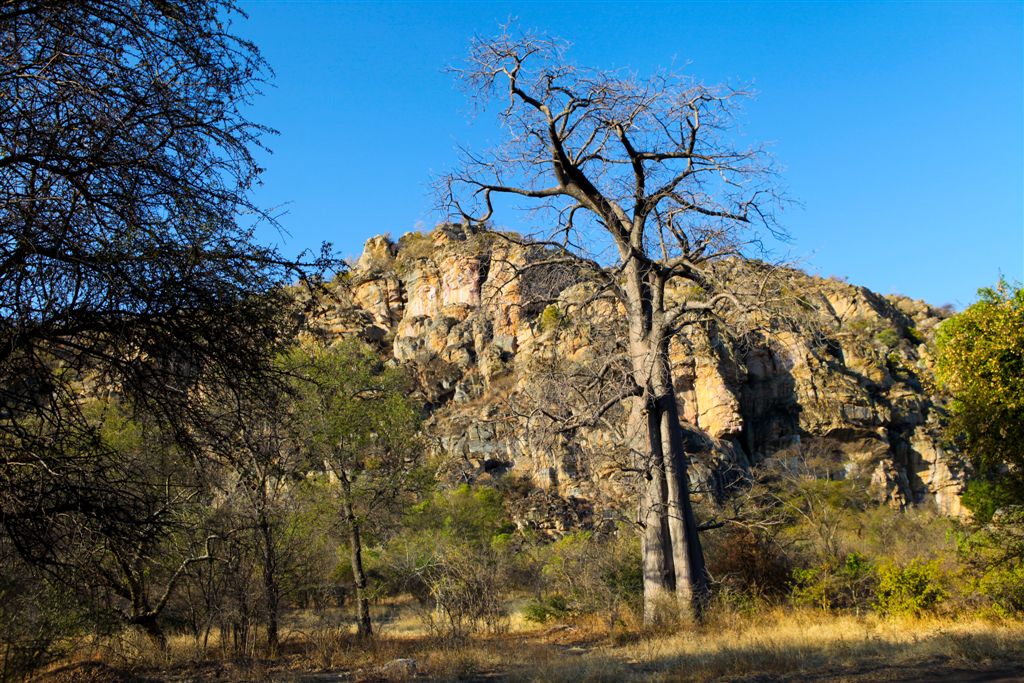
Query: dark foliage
0,0,331,574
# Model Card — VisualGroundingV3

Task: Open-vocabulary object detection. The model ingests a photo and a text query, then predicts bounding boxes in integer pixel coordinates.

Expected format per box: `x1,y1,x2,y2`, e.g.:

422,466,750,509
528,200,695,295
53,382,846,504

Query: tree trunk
131,614,167,649
624,262,708,625
258,513,280,655
340,476,372,637
633,398,675,624
658,388,710,619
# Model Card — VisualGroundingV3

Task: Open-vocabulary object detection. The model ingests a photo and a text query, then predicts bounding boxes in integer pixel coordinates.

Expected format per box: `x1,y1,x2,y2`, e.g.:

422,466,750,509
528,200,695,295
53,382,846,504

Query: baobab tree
443,28,784,623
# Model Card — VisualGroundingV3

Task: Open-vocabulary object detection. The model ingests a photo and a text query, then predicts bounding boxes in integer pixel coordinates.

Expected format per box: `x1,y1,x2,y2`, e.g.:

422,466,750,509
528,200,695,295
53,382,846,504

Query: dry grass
32,606,1024,682
610,609,1024,682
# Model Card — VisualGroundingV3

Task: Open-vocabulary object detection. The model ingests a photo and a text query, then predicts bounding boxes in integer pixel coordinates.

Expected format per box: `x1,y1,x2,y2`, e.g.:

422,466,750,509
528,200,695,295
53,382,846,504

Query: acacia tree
0,0,330,577
283,339,423,637
444,29,783,622
218,402,305,656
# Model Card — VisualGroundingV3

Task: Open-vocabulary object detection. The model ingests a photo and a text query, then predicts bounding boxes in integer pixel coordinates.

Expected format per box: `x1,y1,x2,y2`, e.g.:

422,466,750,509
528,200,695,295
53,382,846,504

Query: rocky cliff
311,227,966,529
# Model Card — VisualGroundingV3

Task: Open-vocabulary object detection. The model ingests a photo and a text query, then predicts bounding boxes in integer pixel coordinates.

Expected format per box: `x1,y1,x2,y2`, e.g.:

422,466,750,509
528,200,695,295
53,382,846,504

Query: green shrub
961,479,1017,524
405,484,512,546
534,531,642,628
906,326,925,344
538,304,563,332
874,326,902,348
790,566,831,610
0,570,88,680
397,231,434,261
789,552,877,612
378,484,524,639
523,594,571,623
874,559,947,617
976,563,1024,617
958,506,1024,616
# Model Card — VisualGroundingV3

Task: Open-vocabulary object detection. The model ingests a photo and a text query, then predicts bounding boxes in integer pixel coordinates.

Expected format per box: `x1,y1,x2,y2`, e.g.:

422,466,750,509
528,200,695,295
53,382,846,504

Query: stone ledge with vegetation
321,226,965,526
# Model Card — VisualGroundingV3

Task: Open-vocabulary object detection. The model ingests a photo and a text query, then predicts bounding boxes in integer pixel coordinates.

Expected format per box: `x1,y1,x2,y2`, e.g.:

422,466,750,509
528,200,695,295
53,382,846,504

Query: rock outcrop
312,227,966,525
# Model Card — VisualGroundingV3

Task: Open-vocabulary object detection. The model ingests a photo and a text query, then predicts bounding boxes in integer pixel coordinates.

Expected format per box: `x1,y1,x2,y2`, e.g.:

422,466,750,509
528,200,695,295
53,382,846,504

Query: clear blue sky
237,1,1022,308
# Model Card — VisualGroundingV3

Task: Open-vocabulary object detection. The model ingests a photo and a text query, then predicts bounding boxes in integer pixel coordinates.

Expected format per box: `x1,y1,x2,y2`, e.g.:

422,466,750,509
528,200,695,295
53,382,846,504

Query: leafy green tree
381,485,518,639
935,280,1024,520
282,340,422,637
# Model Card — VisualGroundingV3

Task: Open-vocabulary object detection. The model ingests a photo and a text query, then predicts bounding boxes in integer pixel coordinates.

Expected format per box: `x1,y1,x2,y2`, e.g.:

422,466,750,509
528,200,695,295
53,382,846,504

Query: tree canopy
935,280,1024,520
0,0,330,569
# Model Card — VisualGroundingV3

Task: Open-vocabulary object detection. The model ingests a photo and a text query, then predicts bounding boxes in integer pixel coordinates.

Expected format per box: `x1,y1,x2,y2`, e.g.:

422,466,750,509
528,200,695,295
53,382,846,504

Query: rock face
313,227,966,525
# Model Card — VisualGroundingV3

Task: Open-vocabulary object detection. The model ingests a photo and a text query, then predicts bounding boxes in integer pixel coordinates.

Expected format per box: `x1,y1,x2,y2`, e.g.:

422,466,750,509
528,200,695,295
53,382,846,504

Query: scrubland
13,475,1024,682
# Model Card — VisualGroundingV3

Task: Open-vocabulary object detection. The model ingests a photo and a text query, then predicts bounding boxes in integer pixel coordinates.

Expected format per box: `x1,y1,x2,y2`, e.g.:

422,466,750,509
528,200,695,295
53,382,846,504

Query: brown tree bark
340,474,372,637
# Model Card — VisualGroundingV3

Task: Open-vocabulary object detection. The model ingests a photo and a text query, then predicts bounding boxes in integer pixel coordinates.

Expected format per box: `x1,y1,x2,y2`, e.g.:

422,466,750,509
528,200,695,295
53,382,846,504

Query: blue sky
236,1,1022,308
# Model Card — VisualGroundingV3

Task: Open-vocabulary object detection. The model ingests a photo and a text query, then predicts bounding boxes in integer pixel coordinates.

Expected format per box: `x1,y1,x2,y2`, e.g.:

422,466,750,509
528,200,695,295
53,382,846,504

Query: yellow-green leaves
934,279,1024,519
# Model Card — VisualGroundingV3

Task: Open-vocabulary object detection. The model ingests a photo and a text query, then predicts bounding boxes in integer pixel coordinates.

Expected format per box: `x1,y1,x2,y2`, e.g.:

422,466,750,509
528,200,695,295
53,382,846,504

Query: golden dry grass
33,606,1024,682
610,608,1024,682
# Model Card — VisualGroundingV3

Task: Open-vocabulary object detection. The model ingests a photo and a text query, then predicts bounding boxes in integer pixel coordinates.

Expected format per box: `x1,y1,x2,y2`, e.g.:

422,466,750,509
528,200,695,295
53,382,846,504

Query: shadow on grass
31,619,1024,683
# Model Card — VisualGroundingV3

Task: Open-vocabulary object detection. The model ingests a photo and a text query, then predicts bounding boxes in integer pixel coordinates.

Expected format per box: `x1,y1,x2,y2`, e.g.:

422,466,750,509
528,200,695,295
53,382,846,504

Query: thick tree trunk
651,333,710,619
131,613,167,649
658,390,710,619
340,477,372,637
633,398,675,624
624,261,708,625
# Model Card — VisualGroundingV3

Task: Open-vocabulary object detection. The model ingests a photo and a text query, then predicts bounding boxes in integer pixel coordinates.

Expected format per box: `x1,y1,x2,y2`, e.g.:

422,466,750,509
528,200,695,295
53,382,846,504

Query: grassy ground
33,605,1024,682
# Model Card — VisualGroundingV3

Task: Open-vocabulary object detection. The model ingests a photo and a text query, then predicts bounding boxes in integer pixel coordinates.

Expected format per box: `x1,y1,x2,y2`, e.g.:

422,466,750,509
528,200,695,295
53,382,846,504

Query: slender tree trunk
340,476,372,637
258,513,280,655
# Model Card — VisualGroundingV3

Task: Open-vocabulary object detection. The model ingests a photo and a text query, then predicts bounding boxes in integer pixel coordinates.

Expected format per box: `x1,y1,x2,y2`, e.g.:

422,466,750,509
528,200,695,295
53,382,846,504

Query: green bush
790,552,877,612
405,484,512,546
906,326,925,344
523,594,571,624
790,566,831,610
396,231,434,261
975,563,1024,617
534,531,642,628
0,569,88,680
539,304,563,332
961,479,1018,524
378,484,522,639
874,559,947,617
874,326,902,348
958,506,1024,617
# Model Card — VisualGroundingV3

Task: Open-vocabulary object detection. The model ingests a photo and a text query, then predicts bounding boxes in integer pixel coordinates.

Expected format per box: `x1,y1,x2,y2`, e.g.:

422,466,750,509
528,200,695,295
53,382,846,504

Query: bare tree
443,27,784,622
0,0,332,592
